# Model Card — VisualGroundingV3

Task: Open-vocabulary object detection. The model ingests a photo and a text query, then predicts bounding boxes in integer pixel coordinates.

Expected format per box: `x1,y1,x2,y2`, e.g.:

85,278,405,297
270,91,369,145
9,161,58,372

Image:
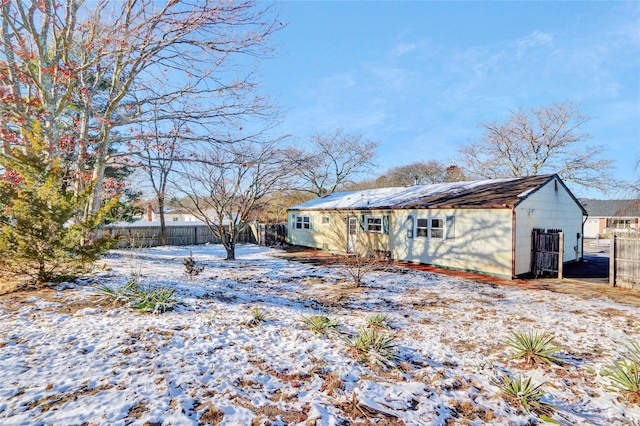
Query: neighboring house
581,199,640,238
287,174,586,279
145,204,203,224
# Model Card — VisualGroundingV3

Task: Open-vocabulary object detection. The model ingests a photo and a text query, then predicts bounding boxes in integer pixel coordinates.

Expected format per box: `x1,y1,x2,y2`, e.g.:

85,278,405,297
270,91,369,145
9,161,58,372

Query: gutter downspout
581,214,588,262
511,206,517,279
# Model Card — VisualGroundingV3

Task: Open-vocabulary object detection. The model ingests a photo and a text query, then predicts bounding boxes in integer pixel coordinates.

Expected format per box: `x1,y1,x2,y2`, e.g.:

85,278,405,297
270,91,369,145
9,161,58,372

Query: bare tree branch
457,101,616,193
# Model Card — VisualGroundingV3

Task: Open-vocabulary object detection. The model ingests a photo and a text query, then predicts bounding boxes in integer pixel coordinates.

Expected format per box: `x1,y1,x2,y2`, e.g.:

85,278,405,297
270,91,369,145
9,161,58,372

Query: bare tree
457,101,614,192
378,161,467,187
295,129,379,196
172,140,296,260
132,116,185,245
0,0,280,216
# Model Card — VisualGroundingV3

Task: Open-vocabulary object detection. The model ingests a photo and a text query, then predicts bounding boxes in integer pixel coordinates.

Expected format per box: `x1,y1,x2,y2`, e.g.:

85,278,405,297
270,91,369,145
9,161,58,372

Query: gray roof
580,199,640,217
290,174,586,213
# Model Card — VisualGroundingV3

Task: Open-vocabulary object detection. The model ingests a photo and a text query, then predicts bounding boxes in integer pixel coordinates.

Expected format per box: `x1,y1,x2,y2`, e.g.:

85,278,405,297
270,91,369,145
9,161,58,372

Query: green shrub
504,330,563,366
0,127,119,286
183,251,204,280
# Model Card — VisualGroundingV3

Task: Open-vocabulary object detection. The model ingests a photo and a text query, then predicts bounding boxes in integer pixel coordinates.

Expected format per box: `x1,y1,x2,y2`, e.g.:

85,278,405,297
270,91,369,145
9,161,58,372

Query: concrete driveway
563,239,610,285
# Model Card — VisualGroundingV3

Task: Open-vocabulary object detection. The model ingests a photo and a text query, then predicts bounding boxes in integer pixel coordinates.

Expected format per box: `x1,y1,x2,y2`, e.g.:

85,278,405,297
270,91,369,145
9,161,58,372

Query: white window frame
321,215,331,225
365,215,383,233
295,215,312,231
415,216,445,240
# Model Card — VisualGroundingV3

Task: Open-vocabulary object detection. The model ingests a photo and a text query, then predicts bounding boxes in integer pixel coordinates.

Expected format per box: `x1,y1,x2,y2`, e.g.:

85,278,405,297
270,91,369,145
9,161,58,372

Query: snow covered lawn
1,244,639,425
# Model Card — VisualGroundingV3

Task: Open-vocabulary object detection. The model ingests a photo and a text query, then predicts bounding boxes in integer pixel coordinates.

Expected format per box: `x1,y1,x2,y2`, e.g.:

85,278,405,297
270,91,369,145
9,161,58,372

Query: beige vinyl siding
288,210,391,253
390,208,514,278
513,177,585,275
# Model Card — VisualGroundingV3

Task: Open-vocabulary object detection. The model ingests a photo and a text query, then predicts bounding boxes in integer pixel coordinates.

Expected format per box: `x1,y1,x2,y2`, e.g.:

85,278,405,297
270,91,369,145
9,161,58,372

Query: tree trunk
158,196,167,246
224,231,236,260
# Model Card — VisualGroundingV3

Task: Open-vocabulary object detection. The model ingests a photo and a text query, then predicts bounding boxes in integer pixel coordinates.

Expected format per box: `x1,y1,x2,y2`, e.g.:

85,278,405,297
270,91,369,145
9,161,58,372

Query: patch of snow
0,243,638,424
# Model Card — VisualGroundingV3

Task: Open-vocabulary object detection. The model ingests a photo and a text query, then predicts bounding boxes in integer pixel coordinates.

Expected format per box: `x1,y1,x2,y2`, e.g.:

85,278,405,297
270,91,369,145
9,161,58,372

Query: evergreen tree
0,127,119,286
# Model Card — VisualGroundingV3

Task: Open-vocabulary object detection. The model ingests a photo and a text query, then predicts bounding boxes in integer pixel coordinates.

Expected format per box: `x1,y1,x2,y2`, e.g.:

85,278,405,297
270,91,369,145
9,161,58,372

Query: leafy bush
494,374,556,420
183,251,204,280
504,330,563,366
346,328,398,369
301,314,340,336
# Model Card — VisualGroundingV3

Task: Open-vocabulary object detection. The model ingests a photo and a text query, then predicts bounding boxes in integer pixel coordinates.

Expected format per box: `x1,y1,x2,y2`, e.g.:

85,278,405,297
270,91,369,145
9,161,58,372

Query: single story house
581,199,640,238
287,174,586,279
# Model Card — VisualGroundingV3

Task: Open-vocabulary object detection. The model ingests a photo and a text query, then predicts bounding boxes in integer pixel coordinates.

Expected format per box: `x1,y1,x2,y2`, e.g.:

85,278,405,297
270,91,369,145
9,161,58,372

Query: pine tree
0,126,119,286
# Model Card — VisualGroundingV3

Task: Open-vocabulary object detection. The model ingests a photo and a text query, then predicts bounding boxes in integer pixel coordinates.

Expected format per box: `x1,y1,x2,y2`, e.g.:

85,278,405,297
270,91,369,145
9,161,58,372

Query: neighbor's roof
290,174,585,212
580,199,640,217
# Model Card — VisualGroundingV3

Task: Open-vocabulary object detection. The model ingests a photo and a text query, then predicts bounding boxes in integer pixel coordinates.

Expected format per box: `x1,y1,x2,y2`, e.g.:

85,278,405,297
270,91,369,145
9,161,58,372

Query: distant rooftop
580,199,640,217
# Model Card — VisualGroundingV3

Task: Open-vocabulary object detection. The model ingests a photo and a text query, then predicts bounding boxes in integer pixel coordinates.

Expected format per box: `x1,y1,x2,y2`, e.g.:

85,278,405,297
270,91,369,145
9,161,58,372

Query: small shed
287,174,586,279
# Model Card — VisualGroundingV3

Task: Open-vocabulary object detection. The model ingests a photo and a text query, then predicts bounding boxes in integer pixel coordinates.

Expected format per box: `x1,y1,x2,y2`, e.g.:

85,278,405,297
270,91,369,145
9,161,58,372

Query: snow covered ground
0,244,638,425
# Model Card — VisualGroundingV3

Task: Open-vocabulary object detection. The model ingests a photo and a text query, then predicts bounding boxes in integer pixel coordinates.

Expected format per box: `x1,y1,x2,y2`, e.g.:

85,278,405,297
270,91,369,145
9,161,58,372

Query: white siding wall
514,178,584,275
390,208,514,278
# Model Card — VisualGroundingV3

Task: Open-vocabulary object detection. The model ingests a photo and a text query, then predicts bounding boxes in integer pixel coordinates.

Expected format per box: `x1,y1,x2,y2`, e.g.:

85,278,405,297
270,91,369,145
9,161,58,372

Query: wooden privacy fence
99,224,257,249
531,228,564,278
610,233,640,289
258,223,287,247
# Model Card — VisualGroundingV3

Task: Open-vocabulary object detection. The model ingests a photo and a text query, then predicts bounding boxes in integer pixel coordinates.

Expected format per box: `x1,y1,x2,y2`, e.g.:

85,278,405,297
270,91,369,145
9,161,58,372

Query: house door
347,216,358,253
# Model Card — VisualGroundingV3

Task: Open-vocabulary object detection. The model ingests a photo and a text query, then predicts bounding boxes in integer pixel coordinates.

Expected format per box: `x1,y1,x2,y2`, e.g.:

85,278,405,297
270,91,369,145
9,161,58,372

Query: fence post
609,234,616,287
558,232,564,280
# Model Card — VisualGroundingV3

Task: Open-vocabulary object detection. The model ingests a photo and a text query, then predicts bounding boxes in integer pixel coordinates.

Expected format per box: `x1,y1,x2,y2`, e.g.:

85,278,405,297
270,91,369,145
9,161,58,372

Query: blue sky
259,1,639,198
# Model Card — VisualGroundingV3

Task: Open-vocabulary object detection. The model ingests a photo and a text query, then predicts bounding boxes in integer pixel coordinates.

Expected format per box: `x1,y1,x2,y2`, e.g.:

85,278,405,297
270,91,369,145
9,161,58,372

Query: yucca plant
302,314,340,336
602,360,640,395
244,306,269,327
494,374,556,421
623,340,640,364
95,278,141,304
129,285,180,314
346,328,398,369
365,313,393,329
504,330,563,366
95,278,180,314
602,340,640,402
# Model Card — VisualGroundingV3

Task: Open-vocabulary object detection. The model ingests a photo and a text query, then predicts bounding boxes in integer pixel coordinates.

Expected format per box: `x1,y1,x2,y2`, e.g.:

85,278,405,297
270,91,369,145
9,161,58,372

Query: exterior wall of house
513,178,584,276
289,207,515,278
287,210,392,253
583,217,600,239
389,208,514,278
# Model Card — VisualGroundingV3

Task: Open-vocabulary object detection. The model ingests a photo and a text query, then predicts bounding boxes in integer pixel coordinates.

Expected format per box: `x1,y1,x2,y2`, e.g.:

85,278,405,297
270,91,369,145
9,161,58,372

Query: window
365,216,382,233
295,215,311,230
431,218,444,239
321,216,330,225
415,217,445,240
172,217,179,222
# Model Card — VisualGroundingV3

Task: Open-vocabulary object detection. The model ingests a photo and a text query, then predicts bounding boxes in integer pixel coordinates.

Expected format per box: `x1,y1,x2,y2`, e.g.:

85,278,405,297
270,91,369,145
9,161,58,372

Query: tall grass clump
243,306,269,327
